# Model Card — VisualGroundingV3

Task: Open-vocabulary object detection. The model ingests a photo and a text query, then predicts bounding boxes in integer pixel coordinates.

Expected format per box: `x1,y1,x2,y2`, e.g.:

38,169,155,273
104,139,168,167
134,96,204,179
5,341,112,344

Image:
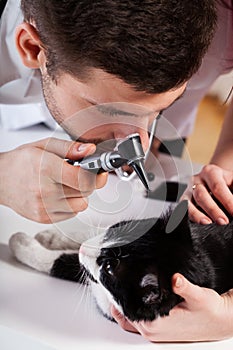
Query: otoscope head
76,133,150,190
117,134,150,191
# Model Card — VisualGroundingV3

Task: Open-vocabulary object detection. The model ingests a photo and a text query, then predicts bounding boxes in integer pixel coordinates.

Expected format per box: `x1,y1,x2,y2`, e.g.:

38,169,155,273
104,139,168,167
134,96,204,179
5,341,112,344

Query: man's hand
0,137,108,223
181,164,233,225
112,273,233,342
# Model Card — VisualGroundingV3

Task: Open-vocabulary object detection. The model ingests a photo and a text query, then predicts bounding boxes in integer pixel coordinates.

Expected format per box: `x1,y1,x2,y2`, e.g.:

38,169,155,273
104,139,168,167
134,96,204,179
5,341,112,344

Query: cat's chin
90,281,116,320
95,302,115,322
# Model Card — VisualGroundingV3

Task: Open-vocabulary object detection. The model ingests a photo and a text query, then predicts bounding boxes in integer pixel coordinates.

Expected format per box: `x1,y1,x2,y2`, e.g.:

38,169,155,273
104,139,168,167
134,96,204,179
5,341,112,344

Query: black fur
50,202,233,322
51,253,97,283
50,253,83,282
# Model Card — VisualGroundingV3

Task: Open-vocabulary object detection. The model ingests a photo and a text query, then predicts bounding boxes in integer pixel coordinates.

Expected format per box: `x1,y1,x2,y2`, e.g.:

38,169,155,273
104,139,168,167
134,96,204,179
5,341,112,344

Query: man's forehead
62,69,187,112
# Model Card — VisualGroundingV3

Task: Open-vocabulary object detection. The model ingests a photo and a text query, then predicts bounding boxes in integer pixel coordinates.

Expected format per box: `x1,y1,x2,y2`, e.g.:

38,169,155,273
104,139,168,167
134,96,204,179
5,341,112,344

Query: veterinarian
0,0,233,342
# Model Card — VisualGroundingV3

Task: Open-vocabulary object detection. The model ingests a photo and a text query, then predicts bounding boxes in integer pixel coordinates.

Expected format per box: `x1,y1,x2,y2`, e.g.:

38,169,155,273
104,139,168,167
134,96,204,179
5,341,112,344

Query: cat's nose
79,244,93,257
79,245,84,255
79,244,89,259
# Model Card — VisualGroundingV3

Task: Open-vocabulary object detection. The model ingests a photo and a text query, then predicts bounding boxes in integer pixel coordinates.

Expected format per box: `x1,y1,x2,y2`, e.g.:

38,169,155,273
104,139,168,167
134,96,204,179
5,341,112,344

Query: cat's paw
35,229,80,250
35,229,61,249
9,232,35,250
9,232,41,264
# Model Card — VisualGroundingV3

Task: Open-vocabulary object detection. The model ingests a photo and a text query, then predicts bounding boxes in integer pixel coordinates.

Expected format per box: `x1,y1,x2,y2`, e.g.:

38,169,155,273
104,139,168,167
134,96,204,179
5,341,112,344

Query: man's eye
103,259,120,276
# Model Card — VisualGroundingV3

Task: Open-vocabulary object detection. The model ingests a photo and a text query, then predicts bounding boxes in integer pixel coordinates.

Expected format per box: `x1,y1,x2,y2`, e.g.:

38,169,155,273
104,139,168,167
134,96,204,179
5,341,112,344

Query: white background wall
208,72,233,103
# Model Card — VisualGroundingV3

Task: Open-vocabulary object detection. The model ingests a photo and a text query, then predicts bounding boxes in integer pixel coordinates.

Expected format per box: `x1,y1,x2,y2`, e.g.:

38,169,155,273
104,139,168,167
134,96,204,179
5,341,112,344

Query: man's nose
113,128,150,153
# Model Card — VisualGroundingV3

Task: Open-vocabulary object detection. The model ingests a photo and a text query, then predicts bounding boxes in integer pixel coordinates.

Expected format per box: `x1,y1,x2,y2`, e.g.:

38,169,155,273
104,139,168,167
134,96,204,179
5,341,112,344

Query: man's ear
15,22,46,69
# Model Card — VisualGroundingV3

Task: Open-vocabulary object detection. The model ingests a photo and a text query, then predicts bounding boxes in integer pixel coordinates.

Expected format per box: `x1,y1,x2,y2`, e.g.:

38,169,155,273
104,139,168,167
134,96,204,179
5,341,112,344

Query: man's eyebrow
96,105,154,117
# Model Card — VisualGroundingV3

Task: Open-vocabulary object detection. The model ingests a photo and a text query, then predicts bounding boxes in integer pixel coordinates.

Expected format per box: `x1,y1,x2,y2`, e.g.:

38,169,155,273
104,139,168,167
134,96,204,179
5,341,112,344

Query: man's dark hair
21,0,217,93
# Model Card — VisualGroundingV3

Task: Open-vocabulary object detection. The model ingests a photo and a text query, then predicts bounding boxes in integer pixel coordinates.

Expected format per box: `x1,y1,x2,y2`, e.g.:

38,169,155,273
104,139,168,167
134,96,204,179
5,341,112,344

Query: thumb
172,273,206,307
111,305,138,333
31,137,96,159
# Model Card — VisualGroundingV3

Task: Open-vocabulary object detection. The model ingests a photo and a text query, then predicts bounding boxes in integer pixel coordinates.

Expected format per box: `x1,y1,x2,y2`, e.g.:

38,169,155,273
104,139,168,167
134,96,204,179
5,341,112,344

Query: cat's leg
9,232,65,273
9,232,84,282
35,229,81,251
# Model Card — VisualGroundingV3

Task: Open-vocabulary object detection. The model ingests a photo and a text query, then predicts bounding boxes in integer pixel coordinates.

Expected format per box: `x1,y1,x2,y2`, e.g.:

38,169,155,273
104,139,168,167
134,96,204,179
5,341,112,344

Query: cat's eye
102,258,120,276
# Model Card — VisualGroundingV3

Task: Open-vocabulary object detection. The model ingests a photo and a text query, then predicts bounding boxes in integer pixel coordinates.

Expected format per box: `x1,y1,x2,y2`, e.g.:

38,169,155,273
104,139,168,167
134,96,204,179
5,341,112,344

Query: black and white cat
9,201,233,322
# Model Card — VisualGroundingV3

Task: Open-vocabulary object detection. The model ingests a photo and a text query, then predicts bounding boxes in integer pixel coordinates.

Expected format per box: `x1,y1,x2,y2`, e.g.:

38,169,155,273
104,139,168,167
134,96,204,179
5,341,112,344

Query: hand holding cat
0,138,107,223
112,273,233,342
181,164,233,225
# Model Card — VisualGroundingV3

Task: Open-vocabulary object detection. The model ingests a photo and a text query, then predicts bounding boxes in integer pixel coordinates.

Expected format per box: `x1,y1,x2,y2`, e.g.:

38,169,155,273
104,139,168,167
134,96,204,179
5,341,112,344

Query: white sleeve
0,0,58,130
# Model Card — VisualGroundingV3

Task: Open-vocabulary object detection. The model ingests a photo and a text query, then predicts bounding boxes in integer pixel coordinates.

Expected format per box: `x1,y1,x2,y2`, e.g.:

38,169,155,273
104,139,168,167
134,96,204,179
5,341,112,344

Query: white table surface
1,124,233,350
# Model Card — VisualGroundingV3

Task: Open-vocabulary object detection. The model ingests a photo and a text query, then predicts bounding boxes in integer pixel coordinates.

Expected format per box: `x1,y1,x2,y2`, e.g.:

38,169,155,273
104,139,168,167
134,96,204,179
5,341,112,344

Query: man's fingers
30,209,78,224
36,147,108,207
95,172,108,189
182,165,233,224
59,184,92,198
201,166,233,217
46,155,98,192
191,183,229,224
63,163,101,192
34,138,107,193
172,273,210,308
46,197,88,215
181,186,213,224
187,200,212,225
31,137,96,159
46,212,78,224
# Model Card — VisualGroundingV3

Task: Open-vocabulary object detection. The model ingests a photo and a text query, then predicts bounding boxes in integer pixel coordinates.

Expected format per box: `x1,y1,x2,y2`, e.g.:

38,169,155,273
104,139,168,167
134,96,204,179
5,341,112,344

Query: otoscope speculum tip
130,159,150,191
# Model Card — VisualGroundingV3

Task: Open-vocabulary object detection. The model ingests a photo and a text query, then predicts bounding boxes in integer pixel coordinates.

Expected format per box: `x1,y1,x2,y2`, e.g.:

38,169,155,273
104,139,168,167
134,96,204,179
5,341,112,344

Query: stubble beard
40,73,77,139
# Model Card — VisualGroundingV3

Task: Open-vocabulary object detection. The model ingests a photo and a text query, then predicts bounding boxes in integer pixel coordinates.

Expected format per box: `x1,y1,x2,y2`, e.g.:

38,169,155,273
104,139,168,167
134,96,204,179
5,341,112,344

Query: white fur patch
140,273,158,288
90,282,115,318
9,232,77,273
35,229,81,250
79,233,104,282
80,232,123,318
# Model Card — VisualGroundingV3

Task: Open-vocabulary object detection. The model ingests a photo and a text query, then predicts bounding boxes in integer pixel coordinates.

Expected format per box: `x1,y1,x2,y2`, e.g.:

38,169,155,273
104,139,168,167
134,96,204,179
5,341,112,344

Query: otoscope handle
67,152,128,174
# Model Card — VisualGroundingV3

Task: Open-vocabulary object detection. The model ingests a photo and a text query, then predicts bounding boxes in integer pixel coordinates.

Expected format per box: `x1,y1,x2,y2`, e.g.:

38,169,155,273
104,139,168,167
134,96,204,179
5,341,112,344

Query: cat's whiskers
72,270,90,317
78,268,88,284
75,276,95,322
85,285,96,322
71,283,88,319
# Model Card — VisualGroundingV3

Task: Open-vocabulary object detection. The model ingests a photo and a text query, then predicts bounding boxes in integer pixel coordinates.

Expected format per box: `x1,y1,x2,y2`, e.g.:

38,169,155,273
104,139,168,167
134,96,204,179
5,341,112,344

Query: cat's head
79,201,192,321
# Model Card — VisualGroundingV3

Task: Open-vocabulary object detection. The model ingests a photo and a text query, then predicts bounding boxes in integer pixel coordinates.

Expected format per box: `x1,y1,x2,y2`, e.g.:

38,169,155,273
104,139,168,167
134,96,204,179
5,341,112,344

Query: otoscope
68,133,150,191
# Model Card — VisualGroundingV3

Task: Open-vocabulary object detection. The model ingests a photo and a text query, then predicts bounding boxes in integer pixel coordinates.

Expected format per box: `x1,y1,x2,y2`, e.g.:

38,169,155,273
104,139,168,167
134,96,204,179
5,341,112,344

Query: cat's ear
165,200,189,235
143,289,160,305
141,273,160,305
